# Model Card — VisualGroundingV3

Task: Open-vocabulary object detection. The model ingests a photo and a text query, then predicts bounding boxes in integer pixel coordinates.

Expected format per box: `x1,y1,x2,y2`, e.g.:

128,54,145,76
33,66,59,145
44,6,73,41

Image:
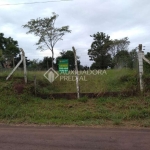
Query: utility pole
72,46,80,99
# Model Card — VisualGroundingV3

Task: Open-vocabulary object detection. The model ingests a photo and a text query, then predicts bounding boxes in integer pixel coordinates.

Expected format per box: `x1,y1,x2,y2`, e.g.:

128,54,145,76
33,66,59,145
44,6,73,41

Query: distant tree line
0,31,146,71
27,50,87,71
0,33,20,68
88,32,138,70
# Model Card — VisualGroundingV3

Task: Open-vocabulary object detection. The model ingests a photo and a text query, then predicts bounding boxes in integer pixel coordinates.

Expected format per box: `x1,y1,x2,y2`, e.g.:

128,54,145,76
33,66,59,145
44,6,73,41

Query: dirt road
0,125,150,150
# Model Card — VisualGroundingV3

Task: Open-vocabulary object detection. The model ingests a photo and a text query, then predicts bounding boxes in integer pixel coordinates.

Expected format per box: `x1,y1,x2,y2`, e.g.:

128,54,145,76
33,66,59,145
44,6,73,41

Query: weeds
0,94,149,127
0,69,139,93
0,69,150,127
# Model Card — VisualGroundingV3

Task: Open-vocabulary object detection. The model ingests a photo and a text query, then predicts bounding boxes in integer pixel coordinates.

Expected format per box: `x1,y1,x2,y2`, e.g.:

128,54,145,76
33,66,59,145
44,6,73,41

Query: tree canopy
88,32,112,69
109,37,130,57
0,33,20,68
23,12,71,68
87,32,133,69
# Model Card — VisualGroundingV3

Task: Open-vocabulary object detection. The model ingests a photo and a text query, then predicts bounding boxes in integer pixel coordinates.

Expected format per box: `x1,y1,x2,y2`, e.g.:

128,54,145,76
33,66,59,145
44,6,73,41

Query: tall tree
4,37,20,67
88,32,112,69
0,33,20,68
23,12,71,68
128,49,138,69
110,37,130,58
113,50,130,68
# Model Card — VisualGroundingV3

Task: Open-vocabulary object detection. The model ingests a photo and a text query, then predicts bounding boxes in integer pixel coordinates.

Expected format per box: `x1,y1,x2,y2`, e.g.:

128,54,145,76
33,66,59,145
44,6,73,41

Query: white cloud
111,26,146,40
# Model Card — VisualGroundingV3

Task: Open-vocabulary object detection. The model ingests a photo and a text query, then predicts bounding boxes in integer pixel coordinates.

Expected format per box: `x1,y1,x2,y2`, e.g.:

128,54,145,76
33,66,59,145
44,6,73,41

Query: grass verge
0,94,150,127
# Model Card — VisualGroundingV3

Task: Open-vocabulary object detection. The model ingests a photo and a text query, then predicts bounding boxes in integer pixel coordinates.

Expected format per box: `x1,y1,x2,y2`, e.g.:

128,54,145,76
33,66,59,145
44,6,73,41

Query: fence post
21,49,27,84
6,48,27,83
138,44,144,92
72,46,80,99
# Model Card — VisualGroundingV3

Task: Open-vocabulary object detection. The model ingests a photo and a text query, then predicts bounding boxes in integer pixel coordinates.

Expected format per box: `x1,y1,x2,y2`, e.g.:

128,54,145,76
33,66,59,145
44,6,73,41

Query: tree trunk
52,49,54,68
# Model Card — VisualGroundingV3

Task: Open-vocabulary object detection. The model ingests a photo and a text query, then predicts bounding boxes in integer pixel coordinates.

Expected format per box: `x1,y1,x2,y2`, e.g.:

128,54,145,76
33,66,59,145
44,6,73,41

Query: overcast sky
0,0,150,66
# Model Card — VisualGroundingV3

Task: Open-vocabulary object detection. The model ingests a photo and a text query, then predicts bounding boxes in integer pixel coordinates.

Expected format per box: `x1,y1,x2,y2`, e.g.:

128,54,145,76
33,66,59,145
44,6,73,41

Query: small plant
78,96,88,103
112,119,122,125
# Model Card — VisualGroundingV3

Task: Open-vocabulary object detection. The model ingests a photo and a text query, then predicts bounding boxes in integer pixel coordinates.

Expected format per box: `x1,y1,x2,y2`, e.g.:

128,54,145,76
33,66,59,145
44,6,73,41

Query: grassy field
0,68,138,93
1,68,150,127
0,94,150,127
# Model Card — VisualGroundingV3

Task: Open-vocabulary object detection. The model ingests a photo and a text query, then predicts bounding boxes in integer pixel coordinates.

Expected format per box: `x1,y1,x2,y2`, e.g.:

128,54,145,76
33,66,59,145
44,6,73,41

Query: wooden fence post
138,44,143,92
72,46,80,99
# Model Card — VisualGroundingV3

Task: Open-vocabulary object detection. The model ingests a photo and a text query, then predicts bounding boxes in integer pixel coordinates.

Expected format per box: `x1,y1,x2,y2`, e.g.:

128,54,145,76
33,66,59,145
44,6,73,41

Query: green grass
1,68,150,127
0,68,138,93
0,93,150,127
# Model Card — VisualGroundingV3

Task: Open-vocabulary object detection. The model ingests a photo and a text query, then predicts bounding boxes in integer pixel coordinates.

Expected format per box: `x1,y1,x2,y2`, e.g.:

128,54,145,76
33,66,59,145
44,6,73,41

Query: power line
0,0,72,6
